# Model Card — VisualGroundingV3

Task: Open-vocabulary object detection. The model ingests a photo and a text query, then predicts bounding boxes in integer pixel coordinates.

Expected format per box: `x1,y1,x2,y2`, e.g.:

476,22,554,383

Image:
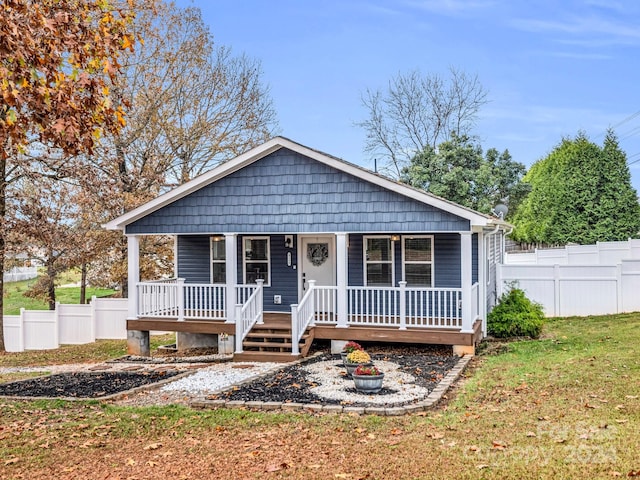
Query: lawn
2,273,116,315
0,313,639,479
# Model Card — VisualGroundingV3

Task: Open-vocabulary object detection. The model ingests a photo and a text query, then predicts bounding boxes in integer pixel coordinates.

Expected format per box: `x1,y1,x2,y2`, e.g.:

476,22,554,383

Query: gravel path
0,346,461,408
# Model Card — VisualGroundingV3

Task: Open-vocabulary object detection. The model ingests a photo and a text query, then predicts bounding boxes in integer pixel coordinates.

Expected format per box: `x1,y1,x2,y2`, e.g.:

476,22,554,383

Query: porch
127,279,482,360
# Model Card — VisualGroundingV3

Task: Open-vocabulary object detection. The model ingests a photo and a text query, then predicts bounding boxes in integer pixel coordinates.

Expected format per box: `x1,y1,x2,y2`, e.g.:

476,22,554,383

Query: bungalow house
105,137,509,361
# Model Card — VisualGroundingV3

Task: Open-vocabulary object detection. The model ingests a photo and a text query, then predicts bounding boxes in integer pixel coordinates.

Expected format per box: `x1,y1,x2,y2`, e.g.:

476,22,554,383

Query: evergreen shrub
487,286,545,338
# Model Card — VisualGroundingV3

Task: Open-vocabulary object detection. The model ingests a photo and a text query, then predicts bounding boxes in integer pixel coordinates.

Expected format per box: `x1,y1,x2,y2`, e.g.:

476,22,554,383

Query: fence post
290,303,299,356
177,278,185,321
53,302,60,349
19,307,26,352
398,281,407,330
235,304,243,354
307,280,316,326
256,279,264,324
616,263,623,313
553,264,561,317
90,296,97,342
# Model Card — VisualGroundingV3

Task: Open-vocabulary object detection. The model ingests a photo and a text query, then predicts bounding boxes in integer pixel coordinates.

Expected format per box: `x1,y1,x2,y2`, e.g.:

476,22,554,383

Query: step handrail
290,280,316,356
234,280,264,354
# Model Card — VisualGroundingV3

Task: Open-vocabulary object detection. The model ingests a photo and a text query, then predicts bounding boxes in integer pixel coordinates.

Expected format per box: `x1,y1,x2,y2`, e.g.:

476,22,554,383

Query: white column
336,233,349,328
127,235,140,320
225,233,237,323
460,232,473,333
477,231,486,335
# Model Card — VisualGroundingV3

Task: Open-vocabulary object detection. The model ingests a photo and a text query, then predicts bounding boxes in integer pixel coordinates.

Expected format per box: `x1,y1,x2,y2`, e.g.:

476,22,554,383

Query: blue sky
176,0,640,191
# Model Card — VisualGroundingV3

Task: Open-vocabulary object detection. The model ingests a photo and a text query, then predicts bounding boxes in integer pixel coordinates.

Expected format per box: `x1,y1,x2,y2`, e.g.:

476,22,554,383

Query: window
364,236,393,286
403,236,433,287
243,237,270,285
210,237,226,284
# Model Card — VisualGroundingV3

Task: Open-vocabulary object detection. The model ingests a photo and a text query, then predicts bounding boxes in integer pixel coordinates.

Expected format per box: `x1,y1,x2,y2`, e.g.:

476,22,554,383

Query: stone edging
190,354,474,416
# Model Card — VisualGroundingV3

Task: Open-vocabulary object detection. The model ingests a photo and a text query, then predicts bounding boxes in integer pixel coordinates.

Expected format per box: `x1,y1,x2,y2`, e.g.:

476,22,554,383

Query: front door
299,236,336,299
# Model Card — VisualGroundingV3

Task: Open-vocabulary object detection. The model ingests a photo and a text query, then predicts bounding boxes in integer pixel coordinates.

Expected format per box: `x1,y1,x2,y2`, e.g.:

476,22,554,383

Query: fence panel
3,315,22,352
23,310,58,350
58,304,94,344
499,261,640,317
3,266,38,283
93,298,128,339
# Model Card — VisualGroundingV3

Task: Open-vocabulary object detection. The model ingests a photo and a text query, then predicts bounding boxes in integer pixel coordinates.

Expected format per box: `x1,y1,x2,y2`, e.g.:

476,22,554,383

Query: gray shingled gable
126,148,470,234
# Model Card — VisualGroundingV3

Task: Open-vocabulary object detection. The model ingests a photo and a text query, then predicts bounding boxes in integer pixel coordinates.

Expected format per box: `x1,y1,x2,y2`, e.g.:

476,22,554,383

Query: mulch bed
210,344,458,407
0,371,180,399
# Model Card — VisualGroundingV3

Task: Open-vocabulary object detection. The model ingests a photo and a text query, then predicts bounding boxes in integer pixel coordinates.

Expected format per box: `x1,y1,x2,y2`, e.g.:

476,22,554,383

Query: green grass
0,313,638,479
2,275,116,315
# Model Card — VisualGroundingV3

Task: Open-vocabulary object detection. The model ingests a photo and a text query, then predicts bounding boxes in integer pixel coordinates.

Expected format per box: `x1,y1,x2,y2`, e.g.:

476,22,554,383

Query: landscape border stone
191,354,473,416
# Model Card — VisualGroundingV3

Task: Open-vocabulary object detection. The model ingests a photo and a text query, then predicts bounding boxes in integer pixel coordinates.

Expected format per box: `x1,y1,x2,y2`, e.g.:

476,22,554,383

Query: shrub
487,287,545,338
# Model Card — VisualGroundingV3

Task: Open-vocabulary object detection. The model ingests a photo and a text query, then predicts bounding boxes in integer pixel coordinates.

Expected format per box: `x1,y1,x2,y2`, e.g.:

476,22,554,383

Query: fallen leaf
492,441,507,450
526,431,537,437
335,474,352,479
146,460,158,467
477,464,490,470
126,458,136,466
144,442,162,450
4,457,19,466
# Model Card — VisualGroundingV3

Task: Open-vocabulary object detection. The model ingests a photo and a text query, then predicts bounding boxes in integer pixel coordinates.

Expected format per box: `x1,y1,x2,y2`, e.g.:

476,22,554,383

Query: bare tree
82,1,279,294
357,67,488,177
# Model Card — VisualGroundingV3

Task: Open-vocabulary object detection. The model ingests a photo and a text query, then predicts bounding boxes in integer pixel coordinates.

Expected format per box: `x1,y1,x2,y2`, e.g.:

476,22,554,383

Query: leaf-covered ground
1,314,639,479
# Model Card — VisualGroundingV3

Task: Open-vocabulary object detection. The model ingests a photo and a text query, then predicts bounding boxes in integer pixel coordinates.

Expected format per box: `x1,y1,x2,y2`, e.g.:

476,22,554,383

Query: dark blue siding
126,148,471,235
348,234,363,286
177,236,211,283
237,235,298,313
434,234,460,288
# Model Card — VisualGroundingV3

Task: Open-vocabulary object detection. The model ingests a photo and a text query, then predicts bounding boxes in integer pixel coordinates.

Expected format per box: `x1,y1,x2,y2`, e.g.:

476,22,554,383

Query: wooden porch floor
128,313,482,347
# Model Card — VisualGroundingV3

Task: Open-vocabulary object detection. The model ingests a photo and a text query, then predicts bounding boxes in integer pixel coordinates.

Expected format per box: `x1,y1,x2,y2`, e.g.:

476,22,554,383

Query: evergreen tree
512,131,640,244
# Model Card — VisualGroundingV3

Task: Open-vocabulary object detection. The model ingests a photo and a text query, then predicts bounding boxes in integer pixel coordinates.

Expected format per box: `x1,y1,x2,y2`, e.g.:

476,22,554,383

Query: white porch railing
309,283,467,329
136,279,181,319
234,280,264,353
136,281,261,322
290,281,318,355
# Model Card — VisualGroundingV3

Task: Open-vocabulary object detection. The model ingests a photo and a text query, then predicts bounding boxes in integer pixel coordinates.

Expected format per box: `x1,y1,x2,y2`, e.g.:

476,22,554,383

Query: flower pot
340,352,349,365
352,373,385,394
344,361,373,378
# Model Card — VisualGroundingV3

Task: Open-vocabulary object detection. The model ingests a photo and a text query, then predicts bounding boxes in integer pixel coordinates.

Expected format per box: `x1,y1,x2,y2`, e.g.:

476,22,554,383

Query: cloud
404,0,496,16
510,14,640,46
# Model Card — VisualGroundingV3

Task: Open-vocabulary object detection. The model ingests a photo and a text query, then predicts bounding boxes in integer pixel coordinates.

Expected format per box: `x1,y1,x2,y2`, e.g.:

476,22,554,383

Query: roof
104,136,510,231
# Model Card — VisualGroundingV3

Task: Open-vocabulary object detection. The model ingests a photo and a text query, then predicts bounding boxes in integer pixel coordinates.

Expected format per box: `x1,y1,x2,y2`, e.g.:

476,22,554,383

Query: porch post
225,233,237,323
476,230,486,335
336,232,348,328
126,235,140,319
460,232,473,333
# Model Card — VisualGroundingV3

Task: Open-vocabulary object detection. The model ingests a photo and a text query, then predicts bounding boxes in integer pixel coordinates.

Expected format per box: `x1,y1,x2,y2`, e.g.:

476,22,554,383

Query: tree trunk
47,261,56,310
80,263,87,304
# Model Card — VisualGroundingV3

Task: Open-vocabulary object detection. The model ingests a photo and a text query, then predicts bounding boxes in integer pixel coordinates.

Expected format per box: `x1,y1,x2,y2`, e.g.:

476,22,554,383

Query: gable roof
104,136,507,231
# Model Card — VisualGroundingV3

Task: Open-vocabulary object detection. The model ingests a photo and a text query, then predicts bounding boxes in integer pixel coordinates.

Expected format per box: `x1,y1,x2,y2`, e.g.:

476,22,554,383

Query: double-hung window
243,237,270,285
210,237,226,284
364,236,394,286
403,236,433,287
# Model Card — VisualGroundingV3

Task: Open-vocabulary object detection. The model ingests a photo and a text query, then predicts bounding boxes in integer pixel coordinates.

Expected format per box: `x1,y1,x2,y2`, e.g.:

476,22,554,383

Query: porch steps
233,313,314,362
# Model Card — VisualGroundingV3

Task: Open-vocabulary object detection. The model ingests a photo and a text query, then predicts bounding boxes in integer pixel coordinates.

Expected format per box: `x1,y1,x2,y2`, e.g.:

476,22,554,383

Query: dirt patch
0,371,180,399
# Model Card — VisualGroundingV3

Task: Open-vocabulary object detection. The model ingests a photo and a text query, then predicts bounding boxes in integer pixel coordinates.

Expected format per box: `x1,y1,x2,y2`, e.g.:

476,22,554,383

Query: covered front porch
125,231,484,360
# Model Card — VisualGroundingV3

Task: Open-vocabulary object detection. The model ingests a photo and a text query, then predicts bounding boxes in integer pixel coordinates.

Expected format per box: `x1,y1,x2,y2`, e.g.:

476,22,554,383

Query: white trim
210,236,226,284
104,137,506,231
242,236,271,287
363,235,395,287
401,235,434,287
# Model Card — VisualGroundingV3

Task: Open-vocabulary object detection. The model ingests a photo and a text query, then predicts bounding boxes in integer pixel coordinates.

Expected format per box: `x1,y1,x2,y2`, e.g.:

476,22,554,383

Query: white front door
299,236,336,299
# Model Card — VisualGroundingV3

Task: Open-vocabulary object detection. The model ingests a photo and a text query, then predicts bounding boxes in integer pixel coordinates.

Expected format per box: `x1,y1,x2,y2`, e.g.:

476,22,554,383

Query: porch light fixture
391,235,400,242
284,235,293,248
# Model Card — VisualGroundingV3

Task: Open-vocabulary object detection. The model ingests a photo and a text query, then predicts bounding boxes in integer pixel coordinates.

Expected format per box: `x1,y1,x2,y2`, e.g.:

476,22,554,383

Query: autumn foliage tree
0,0,138,350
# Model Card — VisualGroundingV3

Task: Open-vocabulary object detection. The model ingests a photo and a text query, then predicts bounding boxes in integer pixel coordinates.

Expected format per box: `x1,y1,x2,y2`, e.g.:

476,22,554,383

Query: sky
175,0,640,191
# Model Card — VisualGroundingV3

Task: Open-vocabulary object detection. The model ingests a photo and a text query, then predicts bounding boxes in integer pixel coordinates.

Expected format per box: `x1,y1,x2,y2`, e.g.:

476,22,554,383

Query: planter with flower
344,349,372,378
351,364,384,394
340,341,364,365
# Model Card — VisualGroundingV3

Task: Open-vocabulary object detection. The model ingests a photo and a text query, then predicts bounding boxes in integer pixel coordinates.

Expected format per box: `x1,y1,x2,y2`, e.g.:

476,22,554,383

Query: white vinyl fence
498,258,640,317
505,239,640,266
3,297,129,353
3,266,38,283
